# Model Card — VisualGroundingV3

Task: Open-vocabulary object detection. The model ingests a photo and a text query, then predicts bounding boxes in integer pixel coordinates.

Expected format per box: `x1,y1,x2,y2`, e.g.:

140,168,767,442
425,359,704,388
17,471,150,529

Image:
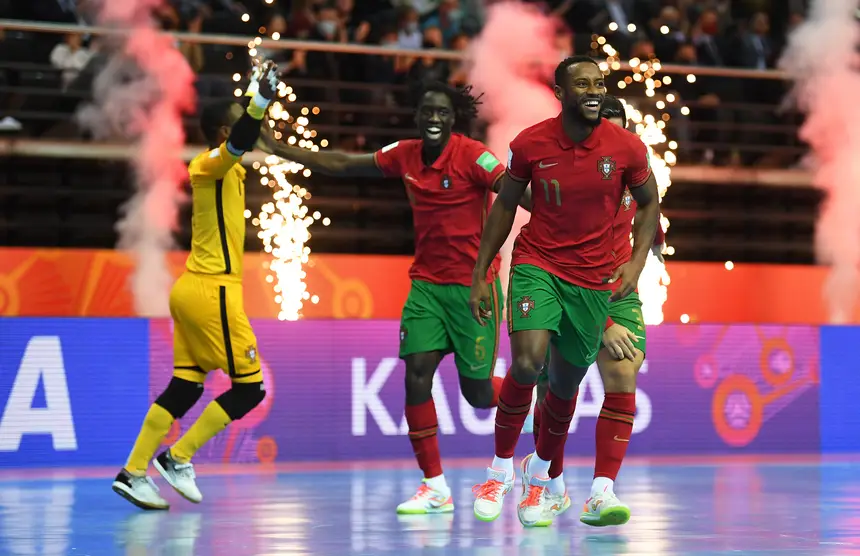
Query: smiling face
415,91,455,147
554,61,606,123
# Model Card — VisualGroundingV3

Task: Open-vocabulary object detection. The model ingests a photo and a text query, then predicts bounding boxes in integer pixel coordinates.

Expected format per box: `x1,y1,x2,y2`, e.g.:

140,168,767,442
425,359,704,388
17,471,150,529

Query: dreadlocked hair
415,79,483,135
599,95,629,129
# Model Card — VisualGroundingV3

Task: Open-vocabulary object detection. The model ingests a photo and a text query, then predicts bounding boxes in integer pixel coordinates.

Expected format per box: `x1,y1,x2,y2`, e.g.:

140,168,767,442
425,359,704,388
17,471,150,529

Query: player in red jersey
263,81,523,514
469,57,660,528
531,95,667,526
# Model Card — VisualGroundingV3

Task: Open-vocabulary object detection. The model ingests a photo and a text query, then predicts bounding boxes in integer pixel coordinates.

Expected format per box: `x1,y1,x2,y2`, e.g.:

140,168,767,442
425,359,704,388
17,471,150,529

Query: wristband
246,92,269,120
605,316,615,330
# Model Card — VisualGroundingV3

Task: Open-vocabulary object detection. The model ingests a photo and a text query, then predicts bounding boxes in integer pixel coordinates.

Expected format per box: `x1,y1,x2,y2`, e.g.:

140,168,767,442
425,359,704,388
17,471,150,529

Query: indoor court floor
0,455,858,556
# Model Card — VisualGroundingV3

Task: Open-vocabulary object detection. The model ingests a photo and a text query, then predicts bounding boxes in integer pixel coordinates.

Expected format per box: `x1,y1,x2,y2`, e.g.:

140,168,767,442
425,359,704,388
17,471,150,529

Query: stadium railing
0,20,816,264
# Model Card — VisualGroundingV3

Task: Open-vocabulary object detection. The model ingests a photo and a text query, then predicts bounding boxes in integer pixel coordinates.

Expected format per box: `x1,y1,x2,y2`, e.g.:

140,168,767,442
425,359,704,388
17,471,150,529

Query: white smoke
781,1,860,323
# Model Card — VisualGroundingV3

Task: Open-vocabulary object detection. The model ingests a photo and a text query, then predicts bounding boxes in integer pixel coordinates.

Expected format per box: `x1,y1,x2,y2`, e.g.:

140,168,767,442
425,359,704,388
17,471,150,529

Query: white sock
491,456,514,478
424,474,449,493
592,476,614,495
527,453,551,478
549,473,566,496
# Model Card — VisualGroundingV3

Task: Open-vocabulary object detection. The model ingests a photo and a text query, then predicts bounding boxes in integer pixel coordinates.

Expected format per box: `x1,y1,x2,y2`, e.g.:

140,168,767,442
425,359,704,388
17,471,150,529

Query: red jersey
507,115,651,289
613,189,666,266
374,133,505,286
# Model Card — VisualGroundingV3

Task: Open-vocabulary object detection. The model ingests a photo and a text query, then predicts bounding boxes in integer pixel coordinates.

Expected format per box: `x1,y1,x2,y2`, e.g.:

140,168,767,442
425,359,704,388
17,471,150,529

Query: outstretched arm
258,132,383,178
474,173,529,279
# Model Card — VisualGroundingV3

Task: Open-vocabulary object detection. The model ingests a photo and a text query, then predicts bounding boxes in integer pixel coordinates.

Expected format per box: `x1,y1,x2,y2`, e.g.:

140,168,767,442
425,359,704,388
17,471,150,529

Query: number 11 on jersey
540,178,561,206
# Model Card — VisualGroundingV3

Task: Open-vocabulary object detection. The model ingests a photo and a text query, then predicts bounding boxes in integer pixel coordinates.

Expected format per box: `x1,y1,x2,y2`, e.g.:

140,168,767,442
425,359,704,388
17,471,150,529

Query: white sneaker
396,480,454,514
153,450,202,503
472,467,514,522
580,489,630,527
112,469,169,510
517,454,553,527
545,489,571,516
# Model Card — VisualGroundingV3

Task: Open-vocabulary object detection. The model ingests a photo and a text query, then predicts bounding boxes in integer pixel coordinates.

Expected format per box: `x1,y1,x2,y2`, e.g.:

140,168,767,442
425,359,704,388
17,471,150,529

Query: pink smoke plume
467,2,560,289
78,0,195,316
781,1,860,323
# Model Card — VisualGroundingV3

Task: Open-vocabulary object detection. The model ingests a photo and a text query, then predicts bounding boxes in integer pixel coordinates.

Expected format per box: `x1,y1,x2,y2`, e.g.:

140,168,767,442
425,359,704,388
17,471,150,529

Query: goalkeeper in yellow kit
112,63,281,510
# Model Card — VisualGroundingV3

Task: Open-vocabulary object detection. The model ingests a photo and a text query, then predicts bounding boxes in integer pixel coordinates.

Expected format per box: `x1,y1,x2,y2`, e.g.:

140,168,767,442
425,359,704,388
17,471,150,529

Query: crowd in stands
0,0,808,165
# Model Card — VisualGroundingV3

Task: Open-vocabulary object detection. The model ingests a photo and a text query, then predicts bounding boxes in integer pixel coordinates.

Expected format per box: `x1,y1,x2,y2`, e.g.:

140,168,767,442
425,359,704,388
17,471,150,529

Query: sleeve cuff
605,316,615,330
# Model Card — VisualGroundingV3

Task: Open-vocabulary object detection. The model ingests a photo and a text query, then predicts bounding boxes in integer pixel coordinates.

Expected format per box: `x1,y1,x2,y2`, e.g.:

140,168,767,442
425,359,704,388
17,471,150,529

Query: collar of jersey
553,113,604,151
424,132,460,170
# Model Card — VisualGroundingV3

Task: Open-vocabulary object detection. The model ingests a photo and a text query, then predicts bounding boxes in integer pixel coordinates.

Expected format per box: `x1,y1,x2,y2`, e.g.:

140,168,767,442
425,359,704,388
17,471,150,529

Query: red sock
490,376,503,407
494,372,534,458
550,391,576,478
535,389,576,464
532,402,541,448
406,399,442,478
594,392,636,480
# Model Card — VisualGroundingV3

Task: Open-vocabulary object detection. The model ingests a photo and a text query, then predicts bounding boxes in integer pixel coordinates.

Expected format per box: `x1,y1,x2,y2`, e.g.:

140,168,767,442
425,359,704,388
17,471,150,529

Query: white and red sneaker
472,467,514,522
396,480,454,514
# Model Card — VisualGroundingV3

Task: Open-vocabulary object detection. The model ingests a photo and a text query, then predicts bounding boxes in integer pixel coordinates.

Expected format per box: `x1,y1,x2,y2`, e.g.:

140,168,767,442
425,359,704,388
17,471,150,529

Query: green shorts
605,291,646,354
399,278,504,380
537,291,647,385
507,264,610,368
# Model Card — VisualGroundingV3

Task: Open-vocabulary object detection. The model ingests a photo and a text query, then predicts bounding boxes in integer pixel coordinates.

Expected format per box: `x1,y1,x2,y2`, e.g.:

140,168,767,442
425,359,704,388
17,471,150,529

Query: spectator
396,7,423,50
407,38,449,85
423,26,444,49
49,33,92,89
447,33,470,87
289,0,316,39
650,5,687,62
423,0,462,47
691,8,726,66
734,11,776,165
179,10,206,73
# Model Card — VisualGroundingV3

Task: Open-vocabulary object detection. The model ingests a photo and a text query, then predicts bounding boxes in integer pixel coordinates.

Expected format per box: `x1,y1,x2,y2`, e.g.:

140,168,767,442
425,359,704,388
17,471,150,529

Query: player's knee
215,381,266,421
403,355,438,405
510,354,544,385
155,377,204,419
459,377,495,409
598,357,640,393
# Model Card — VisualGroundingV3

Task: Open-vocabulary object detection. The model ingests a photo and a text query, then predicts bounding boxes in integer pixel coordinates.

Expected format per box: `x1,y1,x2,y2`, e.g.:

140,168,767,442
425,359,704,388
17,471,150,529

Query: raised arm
193,64,281,181
258,132,383,178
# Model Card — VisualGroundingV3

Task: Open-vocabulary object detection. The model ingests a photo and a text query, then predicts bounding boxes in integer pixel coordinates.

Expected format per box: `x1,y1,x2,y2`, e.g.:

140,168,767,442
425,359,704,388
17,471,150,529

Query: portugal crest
245,345,257,363
442,174,451,189
518,296,535,318
400,326,408,342
598,156,616,180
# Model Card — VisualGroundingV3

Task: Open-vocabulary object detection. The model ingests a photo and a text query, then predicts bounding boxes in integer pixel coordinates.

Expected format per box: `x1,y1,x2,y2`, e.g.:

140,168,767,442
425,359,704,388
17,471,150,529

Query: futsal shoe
396,480,454,514
545,489,571,517
153,450,202,504
472,468,514,522
579,489,630,527
112,469,170,510
517,454,553,528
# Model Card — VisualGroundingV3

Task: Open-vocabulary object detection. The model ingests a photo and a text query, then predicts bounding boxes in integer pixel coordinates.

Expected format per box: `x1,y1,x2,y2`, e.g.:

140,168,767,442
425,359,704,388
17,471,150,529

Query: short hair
199,99,239,146
554,55,601,86
416,80,482,135
599,95,628,129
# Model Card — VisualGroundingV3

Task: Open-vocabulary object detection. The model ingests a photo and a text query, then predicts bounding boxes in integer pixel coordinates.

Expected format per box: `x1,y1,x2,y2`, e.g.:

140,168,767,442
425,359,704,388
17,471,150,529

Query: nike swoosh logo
538,161,558,168
614,435,629,442
404,174,418,182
